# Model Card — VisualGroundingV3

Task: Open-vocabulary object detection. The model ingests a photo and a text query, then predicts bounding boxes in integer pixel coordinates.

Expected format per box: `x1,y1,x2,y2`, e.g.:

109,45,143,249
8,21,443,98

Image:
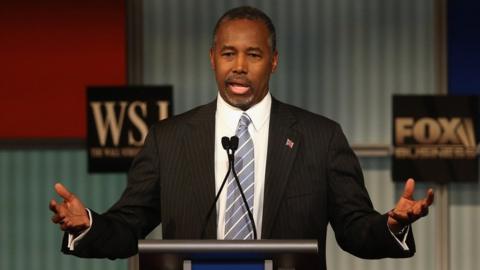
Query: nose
233,54,247,74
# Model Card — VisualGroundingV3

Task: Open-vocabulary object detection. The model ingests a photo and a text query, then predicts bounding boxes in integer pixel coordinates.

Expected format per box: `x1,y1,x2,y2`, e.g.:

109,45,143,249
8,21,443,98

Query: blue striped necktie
224,113,255,239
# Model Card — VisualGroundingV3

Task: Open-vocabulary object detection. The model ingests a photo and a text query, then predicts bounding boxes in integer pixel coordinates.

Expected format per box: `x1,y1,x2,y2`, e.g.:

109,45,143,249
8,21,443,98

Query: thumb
401,178,415,200
54,183,74,201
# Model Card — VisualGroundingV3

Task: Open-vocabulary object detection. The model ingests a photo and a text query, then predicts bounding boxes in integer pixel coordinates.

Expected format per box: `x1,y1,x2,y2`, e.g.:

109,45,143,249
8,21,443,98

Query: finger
59,218,73,230
401,178,415,200
412,203,424,216
61,220,79,232
411,201,432,219
49,199,58,213
411,190,433,216
413,204,429,218
413,197,425,210
55,183,74,202
425,188,434,205
420,201,428,212
51,214,64,224
421,207,429,217
51,200,68,215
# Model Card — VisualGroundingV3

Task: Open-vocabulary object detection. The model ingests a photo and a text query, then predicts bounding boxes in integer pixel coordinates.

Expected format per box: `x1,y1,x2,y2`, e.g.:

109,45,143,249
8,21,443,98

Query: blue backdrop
448,0,480,95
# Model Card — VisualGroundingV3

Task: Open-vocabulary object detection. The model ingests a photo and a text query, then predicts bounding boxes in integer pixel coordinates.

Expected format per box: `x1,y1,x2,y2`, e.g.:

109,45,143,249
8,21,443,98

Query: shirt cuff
67,208,93,251
388,224,410,251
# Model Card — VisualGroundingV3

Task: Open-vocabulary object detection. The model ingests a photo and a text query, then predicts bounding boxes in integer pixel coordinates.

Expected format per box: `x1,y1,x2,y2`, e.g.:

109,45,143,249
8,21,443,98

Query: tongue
229,84,249,94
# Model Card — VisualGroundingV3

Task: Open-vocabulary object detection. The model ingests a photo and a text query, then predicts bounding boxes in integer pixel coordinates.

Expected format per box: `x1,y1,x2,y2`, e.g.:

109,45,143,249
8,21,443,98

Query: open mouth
228,83,250,94
226,79,251,95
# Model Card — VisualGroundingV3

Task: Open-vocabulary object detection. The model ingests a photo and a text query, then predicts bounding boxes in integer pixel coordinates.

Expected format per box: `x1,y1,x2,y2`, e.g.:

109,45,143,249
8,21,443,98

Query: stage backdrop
448,0,480,95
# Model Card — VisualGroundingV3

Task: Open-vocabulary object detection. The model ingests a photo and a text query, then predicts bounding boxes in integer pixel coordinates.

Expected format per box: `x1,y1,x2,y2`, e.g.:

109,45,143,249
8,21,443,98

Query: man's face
210,19,278,110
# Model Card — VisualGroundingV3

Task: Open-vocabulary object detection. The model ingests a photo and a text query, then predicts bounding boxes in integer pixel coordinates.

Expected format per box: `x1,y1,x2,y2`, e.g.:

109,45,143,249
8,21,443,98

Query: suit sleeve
62,125,162,259
326,123,415,259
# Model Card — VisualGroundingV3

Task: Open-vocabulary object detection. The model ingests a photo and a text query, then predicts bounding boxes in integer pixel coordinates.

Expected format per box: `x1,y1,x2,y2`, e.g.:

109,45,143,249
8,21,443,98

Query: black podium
138,240,319,270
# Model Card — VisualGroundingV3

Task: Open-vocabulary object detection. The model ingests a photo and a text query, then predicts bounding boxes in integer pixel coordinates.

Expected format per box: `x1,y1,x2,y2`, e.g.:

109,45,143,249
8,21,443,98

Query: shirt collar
216,92,272,132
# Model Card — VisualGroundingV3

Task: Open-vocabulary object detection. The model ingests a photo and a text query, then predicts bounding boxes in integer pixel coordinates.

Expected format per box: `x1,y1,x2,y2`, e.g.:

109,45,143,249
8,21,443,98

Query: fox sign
392,95,479,183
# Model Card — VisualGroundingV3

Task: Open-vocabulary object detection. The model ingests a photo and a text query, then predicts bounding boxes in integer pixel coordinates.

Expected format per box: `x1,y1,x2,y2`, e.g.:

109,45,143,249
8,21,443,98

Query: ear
271,50,279,73
209,47,215,70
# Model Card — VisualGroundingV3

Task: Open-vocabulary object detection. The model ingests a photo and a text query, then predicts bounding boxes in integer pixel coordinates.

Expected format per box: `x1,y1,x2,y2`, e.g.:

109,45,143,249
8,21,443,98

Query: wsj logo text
394,117,477,159
89,100,169,158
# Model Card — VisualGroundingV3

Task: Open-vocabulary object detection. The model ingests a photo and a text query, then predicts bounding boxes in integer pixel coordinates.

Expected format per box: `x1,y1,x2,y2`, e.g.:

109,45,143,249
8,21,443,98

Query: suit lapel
183,101,217,238
262,99,299,238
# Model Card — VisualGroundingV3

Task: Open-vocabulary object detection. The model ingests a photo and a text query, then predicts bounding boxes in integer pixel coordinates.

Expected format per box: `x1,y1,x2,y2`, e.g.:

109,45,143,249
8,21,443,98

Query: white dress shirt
214,92,271,239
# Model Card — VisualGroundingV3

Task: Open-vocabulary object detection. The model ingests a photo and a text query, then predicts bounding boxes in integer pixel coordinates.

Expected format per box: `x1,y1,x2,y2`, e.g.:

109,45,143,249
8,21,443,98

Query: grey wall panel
0,150,127,270
450,182,480,270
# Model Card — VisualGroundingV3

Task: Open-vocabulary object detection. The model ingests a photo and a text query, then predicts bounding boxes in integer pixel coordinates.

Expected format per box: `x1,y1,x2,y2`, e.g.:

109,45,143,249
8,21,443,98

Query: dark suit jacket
63,98,415,269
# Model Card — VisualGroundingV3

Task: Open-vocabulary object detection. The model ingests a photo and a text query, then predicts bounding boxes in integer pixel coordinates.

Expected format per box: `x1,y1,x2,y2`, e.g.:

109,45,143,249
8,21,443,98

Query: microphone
229,136,239,151
200,136,234,238
222,136,234,162
221,136,231,151
228,135,258,240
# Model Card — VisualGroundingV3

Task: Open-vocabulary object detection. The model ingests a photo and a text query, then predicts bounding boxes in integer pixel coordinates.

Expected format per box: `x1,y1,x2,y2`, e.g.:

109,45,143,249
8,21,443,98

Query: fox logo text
394,117,476,159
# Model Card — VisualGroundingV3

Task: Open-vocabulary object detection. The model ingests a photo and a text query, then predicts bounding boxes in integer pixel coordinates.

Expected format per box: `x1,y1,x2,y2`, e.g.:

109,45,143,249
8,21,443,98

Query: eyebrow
220,45,263,52
246,47,262,53
220,45,236,51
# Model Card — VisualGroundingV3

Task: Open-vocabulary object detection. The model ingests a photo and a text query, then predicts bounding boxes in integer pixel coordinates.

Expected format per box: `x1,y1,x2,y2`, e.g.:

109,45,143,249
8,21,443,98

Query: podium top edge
138,240,318,254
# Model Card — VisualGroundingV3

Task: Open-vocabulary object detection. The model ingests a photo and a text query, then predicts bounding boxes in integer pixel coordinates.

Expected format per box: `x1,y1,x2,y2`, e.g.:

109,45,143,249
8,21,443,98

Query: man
50,6,434,269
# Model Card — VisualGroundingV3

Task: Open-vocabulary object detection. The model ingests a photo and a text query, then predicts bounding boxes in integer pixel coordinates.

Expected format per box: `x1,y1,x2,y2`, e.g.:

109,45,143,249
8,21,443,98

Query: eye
248,53,261,58
221,51,235,57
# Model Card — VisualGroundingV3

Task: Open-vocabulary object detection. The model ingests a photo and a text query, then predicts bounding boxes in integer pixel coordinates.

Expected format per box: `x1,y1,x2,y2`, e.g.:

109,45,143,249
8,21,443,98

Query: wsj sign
392,96,478,183
87,86,172,173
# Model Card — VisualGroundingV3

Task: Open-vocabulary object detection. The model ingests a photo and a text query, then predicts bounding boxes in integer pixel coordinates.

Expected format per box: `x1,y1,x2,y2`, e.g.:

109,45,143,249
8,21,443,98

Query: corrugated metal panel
450,183,480,270
0,150,127,270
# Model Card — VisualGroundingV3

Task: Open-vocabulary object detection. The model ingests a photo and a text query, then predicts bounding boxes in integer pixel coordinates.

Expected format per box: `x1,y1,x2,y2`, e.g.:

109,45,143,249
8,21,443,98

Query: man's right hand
49,183,90,234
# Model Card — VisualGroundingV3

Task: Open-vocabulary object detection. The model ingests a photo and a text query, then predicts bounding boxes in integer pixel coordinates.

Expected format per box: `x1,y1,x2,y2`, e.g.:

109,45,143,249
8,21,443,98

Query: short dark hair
212,6,277,51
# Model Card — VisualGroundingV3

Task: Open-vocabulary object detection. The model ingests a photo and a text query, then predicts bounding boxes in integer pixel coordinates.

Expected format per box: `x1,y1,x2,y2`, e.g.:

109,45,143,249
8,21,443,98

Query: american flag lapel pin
285,138,294,149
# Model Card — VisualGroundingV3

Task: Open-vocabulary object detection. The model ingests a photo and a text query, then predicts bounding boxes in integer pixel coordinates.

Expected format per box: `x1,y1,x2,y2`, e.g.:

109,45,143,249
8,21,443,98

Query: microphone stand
200,137,233,238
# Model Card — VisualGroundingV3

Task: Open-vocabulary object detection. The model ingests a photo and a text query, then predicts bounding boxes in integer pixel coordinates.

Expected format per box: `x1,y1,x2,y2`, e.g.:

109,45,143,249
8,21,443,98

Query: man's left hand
387,178,434,233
